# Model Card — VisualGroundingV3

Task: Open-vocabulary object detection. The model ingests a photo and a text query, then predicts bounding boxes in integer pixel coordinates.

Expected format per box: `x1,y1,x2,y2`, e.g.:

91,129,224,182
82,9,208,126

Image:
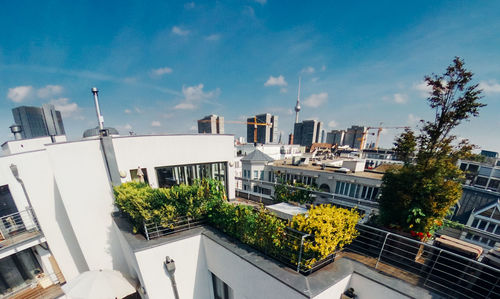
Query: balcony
0,208,42,252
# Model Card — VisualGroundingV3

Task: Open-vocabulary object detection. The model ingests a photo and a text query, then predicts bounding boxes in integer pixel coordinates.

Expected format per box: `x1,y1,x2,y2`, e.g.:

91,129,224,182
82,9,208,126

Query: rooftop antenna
294,77,301,124
91,87,105,131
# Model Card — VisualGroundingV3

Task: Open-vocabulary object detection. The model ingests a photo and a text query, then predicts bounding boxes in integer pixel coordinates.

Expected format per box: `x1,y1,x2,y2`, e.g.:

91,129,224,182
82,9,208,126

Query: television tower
294,77,301,123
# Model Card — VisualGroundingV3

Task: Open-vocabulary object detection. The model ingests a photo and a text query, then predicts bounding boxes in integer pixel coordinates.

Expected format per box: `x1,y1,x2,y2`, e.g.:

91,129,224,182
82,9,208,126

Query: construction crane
359,125,410,150
198,116,272,144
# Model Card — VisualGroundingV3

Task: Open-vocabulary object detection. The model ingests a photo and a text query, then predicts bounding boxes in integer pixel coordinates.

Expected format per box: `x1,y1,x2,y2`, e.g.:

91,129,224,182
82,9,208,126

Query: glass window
253,171,258,179
468,164,479,173
465,233,473,240
361,186,367,199
488,179,500,191
156,162,227,189
486,223,495,233
478,220,487,230
335,182,341,194
488,239,496,247
495,226,500,235
349,184,356,197
460,163,467,171
212,273,234,299
475,177,488,187
471,219,479,228
479,167,492,177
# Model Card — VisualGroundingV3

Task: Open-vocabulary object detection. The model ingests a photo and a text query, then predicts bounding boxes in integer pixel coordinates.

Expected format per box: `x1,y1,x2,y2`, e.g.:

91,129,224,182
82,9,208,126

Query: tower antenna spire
294,77,301,123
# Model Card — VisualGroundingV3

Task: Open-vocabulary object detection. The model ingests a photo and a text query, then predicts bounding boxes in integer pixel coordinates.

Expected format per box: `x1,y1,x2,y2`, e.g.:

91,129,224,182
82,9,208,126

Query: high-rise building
326,130,346,146
343,125,368,149
197,115,224,134
12,104,65,139
293,120,323,147
247,113,278,144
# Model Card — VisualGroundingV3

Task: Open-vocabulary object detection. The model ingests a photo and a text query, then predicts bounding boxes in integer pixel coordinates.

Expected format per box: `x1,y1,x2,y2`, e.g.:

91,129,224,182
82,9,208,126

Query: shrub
113,179,226,233
272,178,317,204
290,204,360,267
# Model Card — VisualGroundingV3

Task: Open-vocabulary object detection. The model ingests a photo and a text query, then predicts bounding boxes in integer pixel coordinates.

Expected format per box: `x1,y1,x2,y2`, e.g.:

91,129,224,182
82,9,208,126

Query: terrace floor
8,283,63,299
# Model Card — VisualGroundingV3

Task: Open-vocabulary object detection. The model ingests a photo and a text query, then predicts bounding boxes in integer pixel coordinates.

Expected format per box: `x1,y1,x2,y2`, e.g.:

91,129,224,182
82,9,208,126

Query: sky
1,1,499,151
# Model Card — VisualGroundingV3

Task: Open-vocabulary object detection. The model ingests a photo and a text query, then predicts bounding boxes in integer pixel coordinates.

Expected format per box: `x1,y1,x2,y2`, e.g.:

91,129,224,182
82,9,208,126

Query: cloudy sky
1,1,499,150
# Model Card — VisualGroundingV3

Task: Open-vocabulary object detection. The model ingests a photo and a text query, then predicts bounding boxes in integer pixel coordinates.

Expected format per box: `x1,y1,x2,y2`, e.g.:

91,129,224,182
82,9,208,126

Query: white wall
314,275,351,299
112,135,235,199
134,235,211,299
347,273,410,299
45,139,127,274
2,135,67,155
0,150,87,280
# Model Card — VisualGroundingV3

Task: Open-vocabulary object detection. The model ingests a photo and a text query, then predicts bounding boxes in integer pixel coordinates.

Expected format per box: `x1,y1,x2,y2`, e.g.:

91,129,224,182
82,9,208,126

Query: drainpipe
90,88,121,186
165,256,180,299
10,164,40,229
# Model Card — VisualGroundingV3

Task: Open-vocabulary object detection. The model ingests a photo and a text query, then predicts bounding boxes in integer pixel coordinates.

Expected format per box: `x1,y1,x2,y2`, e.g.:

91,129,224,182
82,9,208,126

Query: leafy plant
113,179,226,233
289,204,360,267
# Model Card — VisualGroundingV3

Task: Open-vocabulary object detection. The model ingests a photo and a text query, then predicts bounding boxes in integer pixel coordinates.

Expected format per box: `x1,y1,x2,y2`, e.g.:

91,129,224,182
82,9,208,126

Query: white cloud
407,114,421,126
254,0,267,4
280,88,287,93
205,34,221,41
151,121,161,127
301,66,315,74
151,67,173,76
7,86,33,103
184,2,195,9
37,85,63,98
264,75,287,87
49,98,79,117
172,26,190,36
304,92,328,108
393,93,408,104
328,120,338,128
124,109,132,114
479,80,500,94
174,84,220,110
413,81,432,97
162,113,174,119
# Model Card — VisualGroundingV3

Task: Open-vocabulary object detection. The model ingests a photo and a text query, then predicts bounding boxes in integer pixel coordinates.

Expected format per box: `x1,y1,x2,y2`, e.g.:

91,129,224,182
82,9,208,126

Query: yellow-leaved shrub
289,204,360,268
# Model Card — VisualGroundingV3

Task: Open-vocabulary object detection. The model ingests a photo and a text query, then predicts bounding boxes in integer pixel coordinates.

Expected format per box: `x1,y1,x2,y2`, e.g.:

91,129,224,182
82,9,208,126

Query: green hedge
114,179,226,233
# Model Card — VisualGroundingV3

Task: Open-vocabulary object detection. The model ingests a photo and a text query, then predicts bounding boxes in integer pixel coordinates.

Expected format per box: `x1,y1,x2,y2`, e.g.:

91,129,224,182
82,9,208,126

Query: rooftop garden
113,179,360,274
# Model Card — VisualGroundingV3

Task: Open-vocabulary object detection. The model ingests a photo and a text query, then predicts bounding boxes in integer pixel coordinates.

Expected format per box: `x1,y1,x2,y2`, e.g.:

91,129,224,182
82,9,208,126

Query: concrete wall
134,235,211,299
112,135,235,199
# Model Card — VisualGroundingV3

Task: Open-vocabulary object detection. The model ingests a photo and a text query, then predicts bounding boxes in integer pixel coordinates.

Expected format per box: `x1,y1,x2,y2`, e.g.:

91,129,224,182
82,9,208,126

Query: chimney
10,124,23,140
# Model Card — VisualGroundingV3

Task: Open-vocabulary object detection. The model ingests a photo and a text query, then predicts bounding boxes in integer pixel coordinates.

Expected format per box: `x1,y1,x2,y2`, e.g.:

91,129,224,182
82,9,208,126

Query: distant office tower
343,125,368,149
326,130,346,145
247,113,278,144
12,104,65,139
293,120,323,147
198,115,224,134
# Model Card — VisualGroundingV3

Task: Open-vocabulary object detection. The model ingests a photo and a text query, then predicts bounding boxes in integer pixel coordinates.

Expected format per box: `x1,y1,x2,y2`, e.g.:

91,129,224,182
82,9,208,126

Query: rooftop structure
293,120,323,147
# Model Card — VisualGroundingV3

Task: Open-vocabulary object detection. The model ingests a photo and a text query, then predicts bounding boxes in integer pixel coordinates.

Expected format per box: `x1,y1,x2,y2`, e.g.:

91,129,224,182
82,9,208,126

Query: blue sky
1,1,499,150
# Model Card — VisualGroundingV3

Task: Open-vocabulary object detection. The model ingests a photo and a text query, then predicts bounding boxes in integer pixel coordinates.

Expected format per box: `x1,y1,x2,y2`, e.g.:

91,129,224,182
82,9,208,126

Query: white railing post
375,232,390,269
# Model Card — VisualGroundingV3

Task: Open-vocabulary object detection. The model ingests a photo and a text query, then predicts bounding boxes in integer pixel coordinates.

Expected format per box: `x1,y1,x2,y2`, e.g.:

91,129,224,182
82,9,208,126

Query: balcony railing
0,208,41,249
344,224,500,299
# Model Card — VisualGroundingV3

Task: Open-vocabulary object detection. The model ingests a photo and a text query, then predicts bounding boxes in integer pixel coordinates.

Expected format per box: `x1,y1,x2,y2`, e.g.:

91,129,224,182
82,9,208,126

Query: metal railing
0,208,41,247
345,224,500,299
143,216,207,240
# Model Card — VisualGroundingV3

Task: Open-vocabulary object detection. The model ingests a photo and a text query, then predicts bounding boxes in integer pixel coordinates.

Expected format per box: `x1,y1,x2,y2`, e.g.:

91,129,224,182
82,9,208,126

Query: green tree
379,57,485,234
393,128,417,164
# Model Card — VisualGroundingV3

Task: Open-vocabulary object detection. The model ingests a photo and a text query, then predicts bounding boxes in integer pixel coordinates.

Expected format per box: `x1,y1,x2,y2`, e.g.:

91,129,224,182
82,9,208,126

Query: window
471,219,479,228
253,171,258,179
211,273,234,299
478,220,487,230
156,162,227,189
475,177,488,187
460,163,467,171
130,168,149,183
